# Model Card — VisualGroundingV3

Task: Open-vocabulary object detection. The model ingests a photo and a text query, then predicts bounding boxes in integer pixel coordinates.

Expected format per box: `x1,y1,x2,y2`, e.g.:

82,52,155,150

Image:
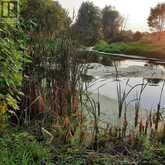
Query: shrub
95,40,109,51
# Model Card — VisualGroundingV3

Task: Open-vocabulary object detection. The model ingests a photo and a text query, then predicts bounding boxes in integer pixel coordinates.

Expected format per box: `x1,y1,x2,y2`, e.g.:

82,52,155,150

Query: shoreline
93,41,165,61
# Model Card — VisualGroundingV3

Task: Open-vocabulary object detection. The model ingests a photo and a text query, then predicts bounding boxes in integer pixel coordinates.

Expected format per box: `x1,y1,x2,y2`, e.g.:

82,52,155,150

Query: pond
86,58,165,126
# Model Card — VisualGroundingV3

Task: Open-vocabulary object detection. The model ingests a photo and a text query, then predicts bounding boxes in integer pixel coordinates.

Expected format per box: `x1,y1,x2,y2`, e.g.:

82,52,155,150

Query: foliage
133,31,143,41
0,129,52,165
0,24,30,106
72,1,102,46
137,136,165,164
44,37,87,143
0,22,30,131
94,40,165,58
49,136,165,165
0,37,22,98
95,40,109,51
115,30,134,42
102,6,124,42
1,1,165,165
148,3,165,39
0,101,8,133
0,0,18,25
21,0,70,36
20,0,71,68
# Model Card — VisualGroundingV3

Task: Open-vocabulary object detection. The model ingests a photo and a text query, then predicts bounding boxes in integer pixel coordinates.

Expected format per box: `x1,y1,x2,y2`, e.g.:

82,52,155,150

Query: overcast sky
59,0,165,32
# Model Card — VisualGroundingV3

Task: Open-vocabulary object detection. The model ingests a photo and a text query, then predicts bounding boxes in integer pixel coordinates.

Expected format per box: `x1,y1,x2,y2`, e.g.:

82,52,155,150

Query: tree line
20,0,143,46
73,1,165,45
20,1,165,47
72,2,125,46
148,3,165,40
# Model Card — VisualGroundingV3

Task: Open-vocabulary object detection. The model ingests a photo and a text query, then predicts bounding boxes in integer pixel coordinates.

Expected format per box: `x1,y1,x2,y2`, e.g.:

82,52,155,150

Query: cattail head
139,120,144,134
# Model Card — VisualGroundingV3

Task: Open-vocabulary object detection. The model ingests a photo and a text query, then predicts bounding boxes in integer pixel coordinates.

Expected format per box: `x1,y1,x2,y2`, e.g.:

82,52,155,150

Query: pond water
86,58,165,125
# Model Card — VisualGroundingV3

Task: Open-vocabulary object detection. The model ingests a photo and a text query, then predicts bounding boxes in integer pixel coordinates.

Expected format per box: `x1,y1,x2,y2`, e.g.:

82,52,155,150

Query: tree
20,0,72,66
133,31,143,41
113,30,133,42
148,3,165,40
21,0,70,37
102,6,123,42
73,1,102,46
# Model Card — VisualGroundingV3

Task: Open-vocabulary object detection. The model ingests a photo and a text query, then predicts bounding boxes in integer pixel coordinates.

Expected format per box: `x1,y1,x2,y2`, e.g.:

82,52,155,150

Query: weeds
0,128,52,165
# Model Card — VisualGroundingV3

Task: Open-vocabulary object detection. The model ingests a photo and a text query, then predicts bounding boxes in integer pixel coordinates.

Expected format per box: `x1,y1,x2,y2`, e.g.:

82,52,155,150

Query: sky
59,0,165,32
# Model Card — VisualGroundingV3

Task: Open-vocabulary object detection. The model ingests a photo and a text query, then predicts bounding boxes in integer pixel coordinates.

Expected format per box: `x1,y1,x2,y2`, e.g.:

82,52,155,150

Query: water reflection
145,78,163,86
87,58,165,111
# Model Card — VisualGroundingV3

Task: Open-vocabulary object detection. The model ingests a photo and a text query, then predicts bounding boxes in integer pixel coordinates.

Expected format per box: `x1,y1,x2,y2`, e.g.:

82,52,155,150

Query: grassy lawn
94,40,165,59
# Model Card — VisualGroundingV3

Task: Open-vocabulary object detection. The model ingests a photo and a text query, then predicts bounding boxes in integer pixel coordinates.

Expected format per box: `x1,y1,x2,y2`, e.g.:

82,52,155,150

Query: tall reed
155,80,165,130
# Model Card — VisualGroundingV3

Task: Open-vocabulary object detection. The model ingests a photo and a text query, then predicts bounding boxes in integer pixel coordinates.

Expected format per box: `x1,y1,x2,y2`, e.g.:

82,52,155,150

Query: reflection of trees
101,56,113,66
81,74,94,82
145,78,162,86
112,59,122,68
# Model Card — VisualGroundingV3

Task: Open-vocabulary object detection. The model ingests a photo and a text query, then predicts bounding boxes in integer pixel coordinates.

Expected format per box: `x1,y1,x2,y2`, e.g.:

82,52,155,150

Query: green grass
0,129,52,165
1,128,165,165
95,40,165,59
51,137,165,165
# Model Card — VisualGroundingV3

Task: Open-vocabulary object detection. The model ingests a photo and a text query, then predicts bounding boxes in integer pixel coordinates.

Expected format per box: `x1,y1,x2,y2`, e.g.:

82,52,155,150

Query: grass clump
0,128,52,165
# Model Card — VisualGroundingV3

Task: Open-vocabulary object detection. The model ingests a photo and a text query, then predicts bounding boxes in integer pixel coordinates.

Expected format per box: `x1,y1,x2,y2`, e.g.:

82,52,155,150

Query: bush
0,24,30,114
95,40,109,51
94,41,159,57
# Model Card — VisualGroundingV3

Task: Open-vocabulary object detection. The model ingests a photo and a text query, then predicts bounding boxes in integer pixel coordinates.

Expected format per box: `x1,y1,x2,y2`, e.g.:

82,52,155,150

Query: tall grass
155,81,165,131
114,62,146,119
134,79,148,128
0,129,52,165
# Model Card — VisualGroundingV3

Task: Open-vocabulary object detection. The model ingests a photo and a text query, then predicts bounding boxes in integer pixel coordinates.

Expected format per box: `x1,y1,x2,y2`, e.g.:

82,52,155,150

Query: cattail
145,119,149,135
114,127,118,137
63,116,70,128
163,124,165,142
150,128,155,140
135,102,139,128
118,128,121,138
38,96,45,113
149,112,152,128
65,129,74,142
98,89,100,117
80,129,86,143
122,113,128,137
122,124,128,137
139,120,144,134
155,104,160,130
70,128,75,136
109,127,112,139
72,94,79,113
128,133,133,145
98,102,100,117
